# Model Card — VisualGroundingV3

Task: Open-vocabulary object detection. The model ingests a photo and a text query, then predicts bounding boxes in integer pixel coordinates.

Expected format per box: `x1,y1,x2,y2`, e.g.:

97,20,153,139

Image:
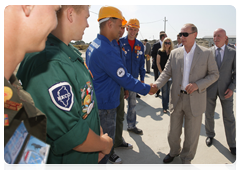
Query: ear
22,5,34,17
67,7,74,23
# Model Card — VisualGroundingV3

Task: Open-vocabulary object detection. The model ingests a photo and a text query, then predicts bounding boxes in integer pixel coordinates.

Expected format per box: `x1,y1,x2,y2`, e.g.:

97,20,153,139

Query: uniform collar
97,34,113,45
47,34,83,63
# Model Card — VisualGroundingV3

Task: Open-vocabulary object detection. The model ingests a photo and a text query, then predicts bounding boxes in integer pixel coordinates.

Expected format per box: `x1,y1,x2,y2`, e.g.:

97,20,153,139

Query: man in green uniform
4,5,60,169
4,5,61,152
17,5,113,164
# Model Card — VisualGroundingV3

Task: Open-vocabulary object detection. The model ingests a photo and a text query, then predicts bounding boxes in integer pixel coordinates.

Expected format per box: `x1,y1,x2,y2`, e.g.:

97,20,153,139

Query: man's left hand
224,89,233,99
185,83,199,94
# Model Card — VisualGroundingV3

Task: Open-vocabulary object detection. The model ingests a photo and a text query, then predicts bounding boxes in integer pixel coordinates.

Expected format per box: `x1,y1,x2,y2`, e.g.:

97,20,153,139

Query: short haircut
159,31,165,35
144,39,148,42
160,33,166,39
183,23,198,33
57,5,89,17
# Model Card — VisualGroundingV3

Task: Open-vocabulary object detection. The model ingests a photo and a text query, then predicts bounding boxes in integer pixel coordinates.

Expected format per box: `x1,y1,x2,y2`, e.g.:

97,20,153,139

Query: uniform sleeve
100,50,150,95
24,60,91,155
139,43,146,81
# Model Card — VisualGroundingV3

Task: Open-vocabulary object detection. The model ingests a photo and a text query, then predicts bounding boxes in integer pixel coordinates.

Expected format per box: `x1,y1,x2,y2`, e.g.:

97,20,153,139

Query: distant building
203,35,236,47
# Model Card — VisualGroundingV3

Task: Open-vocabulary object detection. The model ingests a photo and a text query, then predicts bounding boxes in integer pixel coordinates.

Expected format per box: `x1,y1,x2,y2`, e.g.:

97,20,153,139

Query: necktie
216,48,222,69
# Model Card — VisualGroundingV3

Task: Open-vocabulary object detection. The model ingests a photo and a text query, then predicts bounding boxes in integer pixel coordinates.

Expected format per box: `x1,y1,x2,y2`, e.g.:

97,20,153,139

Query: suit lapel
179,47,184,75
190,45,200,72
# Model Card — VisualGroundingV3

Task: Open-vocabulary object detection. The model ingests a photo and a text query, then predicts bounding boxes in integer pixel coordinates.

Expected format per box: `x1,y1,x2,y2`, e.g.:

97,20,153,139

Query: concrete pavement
80,50,236,165
115,71,236,164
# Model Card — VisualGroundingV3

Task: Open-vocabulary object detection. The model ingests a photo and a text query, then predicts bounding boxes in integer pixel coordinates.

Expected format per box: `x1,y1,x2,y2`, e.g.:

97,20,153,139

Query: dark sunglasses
164,42,171,45
179,32,196,37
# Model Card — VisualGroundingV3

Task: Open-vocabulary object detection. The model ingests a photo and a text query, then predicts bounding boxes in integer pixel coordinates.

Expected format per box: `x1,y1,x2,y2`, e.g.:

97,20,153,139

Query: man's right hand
149,83,158,95
100,133,113,155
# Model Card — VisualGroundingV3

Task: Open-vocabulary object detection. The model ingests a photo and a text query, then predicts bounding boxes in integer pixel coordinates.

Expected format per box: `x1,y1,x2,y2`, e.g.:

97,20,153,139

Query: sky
82,4,236,43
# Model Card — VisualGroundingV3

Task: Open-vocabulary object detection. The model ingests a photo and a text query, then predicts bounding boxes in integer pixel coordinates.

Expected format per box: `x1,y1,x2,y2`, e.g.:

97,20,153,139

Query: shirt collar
184,41,196,54
47,34,83,63
214,44,225,51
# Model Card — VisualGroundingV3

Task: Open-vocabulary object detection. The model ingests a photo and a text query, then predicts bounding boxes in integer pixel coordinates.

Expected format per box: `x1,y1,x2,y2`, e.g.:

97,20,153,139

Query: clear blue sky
83,4,236,43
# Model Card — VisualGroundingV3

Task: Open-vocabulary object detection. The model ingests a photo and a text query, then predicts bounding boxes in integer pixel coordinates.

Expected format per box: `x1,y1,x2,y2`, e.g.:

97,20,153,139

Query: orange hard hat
98,6,127,25
127,18,140,28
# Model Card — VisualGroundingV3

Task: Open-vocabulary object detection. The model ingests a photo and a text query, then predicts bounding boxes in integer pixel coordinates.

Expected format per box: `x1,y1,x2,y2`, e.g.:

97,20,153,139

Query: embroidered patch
48,82,74,111
117,68,125,77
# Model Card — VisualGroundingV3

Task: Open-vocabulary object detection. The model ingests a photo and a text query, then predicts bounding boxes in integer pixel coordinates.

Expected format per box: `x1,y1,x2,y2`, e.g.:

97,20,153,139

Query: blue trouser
161,80,172,110
98,108,117,164
127,91,136,128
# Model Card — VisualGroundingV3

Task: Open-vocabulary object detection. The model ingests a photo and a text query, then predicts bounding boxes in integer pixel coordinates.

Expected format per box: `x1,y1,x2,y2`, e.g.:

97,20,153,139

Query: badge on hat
48,82,74,111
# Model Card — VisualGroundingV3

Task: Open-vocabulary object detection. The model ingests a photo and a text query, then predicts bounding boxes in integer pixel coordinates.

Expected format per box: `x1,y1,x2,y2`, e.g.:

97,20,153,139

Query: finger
225,89,229,94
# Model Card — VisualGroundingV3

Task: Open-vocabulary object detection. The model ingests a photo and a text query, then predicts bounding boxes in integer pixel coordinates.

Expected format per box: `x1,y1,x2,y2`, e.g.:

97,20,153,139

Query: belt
180,90,188,94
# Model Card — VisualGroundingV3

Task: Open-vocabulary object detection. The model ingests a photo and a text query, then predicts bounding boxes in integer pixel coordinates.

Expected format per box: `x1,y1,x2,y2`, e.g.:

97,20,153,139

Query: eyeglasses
179,32,196,37
164,42,171,45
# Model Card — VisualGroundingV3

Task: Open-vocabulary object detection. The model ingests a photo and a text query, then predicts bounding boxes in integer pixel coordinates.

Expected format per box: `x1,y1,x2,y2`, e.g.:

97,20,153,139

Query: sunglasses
164,42,171,45
179,32,196,37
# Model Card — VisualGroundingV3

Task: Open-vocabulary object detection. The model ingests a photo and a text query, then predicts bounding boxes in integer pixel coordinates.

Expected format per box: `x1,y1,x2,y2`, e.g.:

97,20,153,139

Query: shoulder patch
117,68,125,77
48,82,74,111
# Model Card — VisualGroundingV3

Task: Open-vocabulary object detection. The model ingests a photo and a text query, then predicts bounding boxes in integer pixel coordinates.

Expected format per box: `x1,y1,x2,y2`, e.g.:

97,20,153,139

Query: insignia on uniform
4,114,9,126
4,100,22,111
117,68,125,77
81,81,94,120
48,82,74,111
4,86,13,102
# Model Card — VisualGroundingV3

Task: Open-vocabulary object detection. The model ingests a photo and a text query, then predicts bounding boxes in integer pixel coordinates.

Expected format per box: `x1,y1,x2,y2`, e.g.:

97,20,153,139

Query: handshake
148,83,158,95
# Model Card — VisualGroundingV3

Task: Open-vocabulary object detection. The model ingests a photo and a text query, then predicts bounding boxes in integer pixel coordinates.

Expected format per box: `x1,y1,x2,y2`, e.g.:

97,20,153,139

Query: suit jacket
151,42,161,69
154,44,219,117
207,46,236,100
145,42,151,56
227,43,235,49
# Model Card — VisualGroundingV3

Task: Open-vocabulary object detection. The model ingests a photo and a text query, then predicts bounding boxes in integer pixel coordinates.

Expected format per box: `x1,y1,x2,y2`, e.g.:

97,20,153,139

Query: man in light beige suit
153,23,219,164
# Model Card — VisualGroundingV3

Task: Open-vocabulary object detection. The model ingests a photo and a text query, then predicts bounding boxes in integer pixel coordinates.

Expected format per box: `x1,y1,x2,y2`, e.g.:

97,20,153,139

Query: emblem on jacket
117,67,125,77
81,81,95,119
48,82,74,111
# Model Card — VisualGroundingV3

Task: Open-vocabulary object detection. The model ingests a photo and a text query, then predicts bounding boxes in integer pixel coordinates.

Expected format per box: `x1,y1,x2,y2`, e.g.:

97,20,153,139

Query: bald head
213,28,227,48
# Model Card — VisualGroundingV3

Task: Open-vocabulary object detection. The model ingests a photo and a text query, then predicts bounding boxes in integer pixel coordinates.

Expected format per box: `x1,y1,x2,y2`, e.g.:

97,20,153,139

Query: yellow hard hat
98,6,127,25
122,17,127,27
127,18,140,28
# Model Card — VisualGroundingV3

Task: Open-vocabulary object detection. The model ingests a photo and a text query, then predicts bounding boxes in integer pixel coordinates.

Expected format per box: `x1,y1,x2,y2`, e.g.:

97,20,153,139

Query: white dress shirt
160,40,163,47
215,44,225,62
181,42,197,90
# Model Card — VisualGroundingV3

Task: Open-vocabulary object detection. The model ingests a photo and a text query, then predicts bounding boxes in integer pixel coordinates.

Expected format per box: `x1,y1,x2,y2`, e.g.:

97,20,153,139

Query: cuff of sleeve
48,119,90,155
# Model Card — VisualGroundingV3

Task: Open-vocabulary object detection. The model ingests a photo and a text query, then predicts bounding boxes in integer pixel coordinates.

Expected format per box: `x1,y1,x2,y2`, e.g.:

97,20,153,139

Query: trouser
205,92,236,148
127,91,137,128
168,93,202,164
153,68,160,95
98,108,117,164
161,81,172,110
114,87,125,147
146,59,150,73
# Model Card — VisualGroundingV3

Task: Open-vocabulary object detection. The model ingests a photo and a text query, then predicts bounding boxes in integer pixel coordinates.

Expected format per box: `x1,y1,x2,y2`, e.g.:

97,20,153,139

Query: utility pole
163,17,168,32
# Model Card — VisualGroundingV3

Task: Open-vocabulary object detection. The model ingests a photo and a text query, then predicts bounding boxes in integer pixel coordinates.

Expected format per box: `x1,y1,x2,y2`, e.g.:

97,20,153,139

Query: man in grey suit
152,23,219,164
205,28,236,155
143,39,151,73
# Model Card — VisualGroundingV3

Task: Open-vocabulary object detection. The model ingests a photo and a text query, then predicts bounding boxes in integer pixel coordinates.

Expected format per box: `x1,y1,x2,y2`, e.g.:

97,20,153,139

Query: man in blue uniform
86,6,156,164
119,18,145,135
